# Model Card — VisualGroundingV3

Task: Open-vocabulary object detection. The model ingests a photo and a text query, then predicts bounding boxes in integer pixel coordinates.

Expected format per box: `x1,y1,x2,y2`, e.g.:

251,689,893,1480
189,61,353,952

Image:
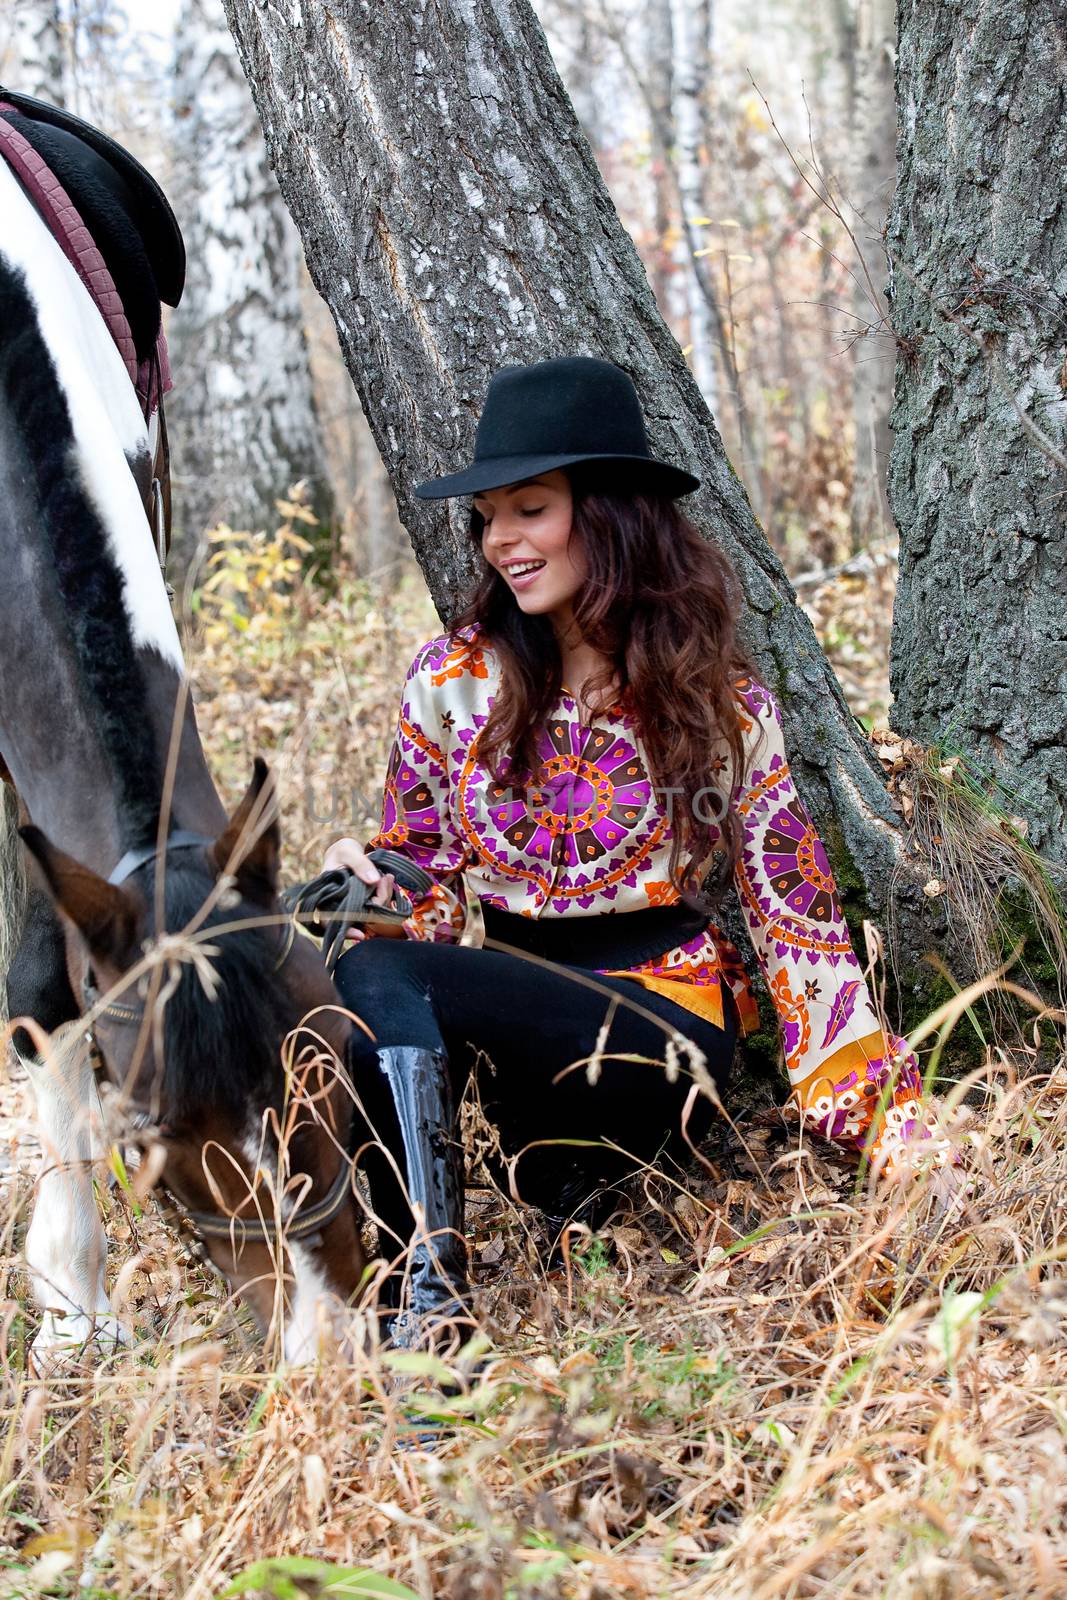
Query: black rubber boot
355,1046,474,1350
535,1167,628,1269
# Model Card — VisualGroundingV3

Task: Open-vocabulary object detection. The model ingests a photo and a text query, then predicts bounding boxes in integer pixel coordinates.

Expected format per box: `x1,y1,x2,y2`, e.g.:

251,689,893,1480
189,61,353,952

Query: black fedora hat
415,356,700,500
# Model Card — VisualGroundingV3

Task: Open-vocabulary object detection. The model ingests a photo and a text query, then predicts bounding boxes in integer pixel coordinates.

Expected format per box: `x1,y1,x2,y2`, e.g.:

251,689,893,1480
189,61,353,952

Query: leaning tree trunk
168,0,335,550
220,0,960,1049
887,0,1067,867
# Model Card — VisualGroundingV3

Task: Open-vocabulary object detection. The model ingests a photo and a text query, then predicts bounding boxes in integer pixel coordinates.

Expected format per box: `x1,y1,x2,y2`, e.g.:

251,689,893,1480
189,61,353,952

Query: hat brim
414,451,700,501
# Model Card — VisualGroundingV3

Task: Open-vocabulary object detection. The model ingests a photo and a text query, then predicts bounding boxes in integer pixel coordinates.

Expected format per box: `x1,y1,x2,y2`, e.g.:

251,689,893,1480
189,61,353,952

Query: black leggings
334,938,738,1219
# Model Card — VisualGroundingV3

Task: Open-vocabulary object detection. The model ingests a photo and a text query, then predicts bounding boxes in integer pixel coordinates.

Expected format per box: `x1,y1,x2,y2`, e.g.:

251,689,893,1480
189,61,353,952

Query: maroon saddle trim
0,101,170,417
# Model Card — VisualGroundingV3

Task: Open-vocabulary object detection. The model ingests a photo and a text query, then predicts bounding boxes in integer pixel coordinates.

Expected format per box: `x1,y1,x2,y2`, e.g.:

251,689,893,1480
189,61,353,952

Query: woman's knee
333,937,442,1052
335,934,401,991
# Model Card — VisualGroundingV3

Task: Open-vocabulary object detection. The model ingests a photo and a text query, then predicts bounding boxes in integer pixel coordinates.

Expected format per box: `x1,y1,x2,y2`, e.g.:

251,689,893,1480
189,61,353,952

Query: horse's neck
138,650,229,844
0,561,227,876
0,162,226,873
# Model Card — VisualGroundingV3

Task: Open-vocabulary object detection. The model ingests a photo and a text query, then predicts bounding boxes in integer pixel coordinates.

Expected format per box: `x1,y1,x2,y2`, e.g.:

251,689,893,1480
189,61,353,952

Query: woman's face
475,469,586,623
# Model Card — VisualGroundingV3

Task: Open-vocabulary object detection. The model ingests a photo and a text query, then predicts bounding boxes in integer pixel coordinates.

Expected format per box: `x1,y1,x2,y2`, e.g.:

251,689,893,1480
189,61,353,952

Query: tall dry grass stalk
1,525,1063,1597
894,737,1067,1048
1,1049,1064,1597
0,786,25,1024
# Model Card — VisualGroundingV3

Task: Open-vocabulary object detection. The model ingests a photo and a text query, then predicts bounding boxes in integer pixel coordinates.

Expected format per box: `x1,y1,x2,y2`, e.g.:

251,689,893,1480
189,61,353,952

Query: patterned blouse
367,626,949,1180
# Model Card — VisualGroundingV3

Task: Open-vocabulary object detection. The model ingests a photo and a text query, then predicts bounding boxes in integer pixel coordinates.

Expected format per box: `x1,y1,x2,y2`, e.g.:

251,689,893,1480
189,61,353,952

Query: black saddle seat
0,86,185,361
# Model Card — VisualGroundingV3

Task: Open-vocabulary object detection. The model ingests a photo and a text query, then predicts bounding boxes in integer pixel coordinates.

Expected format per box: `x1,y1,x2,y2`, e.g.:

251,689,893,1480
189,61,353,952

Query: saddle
0,87,185,335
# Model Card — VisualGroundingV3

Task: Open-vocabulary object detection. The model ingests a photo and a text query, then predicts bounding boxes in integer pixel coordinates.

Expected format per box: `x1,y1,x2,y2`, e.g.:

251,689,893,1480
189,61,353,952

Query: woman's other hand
321,837,396,943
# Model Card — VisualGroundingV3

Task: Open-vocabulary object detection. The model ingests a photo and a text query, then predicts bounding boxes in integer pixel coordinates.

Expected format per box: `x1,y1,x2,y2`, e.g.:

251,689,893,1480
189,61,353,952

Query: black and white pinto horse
0,92,368,1365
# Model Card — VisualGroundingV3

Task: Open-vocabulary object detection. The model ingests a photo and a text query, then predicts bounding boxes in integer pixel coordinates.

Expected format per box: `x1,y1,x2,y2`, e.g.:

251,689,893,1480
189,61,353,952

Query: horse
0,91,368,1365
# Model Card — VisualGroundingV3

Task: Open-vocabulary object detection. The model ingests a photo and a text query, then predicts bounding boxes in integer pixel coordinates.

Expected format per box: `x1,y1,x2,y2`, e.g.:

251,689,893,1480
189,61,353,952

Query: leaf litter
1,511,1064,1599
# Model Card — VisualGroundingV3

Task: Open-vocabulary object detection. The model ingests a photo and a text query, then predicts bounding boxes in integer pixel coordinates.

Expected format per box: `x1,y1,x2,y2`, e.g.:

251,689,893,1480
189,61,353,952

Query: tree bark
887,0,1067,866
219,0,956,1046
168,0,335,550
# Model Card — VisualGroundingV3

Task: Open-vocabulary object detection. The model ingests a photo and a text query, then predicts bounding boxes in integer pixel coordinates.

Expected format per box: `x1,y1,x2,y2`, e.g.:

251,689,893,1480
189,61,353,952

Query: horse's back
0,159,182,668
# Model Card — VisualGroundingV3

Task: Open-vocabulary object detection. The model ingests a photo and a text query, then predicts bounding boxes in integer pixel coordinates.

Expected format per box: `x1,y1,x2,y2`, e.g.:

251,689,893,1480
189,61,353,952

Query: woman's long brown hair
453,464,760,909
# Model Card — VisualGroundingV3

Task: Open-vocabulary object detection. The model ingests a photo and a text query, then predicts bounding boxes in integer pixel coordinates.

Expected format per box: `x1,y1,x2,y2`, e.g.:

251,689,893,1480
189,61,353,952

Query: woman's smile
501,557,546,589
474,469,585,621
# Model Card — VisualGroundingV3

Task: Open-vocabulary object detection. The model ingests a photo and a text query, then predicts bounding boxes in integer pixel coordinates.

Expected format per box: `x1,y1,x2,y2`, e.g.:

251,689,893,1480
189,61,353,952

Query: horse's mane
147,855,291,1121
0,256,162,843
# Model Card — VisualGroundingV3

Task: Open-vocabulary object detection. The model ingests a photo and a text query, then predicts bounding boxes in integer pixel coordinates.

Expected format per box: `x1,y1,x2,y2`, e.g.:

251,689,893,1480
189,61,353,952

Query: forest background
0,1,1065,1597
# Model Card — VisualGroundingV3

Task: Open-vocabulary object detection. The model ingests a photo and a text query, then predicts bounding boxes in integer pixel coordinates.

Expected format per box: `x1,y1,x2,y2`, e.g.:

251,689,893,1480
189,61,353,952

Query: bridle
182,1157,356,1249
83,830,298,1019
83,830,358,1250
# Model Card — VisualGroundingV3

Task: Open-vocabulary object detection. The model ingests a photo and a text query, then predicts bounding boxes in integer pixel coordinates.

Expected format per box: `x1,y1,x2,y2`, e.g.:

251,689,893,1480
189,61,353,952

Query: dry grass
1,532,1064,1599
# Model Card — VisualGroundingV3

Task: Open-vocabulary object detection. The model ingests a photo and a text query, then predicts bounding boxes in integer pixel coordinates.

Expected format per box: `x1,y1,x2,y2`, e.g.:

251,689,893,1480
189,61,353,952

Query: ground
1,522,1064,1598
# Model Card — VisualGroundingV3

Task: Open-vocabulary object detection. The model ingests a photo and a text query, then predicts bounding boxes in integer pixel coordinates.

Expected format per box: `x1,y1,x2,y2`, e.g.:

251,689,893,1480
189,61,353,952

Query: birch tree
168,0,334,547
1,0,68,101
887,0,1067,866
644,0,676,314
669,0,716,409
588,1,747,455
846,0,895,550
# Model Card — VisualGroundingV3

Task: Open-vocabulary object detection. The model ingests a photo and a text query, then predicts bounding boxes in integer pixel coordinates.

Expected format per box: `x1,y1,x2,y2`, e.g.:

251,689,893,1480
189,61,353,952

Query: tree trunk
167,0,335,551
220,0,958,1049
644,0,675,314
848,0,896,551
826,0,859,119
669,0,717,409
887,0,1067,866
352,407,406,580
534,0,605,152
4,0,68,102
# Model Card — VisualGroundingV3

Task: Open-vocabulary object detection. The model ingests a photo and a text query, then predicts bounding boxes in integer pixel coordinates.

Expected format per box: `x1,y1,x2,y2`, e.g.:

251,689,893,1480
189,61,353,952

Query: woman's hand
321,837,396,943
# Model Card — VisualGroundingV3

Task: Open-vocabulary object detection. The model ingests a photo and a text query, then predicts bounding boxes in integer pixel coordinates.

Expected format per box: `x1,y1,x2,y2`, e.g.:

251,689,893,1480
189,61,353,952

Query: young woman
325,356,952,1339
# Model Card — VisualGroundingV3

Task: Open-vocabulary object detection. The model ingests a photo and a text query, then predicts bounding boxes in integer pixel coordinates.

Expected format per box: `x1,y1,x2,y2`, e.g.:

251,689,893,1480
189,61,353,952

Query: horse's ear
213,757,280,904
20,826,141,967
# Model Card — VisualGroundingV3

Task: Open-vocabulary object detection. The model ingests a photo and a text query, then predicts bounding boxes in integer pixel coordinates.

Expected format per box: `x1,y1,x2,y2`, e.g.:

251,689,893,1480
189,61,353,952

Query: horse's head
21,762,368,1358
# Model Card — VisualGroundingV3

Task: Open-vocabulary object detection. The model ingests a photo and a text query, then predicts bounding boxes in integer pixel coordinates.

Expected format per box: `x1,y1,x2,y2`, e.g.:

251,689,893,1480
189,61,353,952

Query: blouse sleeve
730,679,951,1181
365,639,470,942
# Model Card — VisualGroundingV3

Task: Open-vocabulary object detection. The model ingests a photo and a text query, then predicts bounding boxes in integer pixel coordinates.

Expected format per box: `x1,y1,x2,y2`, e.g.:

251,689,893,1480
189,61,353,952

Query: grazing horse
0,92,366,1364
